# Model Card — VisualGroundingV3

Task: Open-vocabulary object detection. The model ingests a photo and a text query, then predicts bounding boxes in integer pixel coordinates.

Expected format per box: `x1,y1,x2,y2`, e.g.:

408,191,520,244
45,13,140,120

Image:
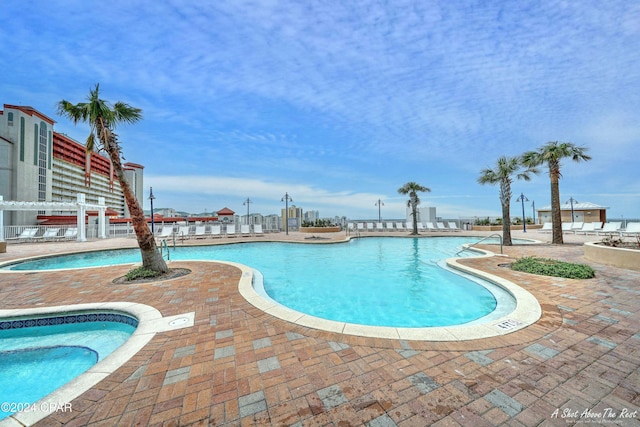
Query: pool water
4,237,511,328
0,320,136,420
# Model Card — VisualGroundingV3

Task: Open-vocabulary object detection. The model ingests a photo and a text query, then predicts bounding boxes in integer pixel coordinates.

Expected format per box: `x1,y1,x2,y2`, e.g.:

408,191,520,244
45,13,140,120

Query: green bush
125,266,162,281
511,256,595,279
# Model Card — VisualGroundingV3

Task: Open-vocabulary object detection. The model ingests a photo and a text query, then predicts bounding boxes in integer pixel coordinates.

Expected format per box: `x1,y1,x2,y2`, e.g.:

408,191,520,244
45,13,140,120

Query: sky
2,0,639,221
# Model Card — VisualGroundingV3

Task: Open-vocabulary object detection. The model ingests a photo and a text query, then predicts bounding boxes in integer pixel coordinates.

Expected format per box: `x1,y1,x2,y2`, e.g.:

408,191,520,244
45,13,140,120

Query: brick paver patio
0,231,638,426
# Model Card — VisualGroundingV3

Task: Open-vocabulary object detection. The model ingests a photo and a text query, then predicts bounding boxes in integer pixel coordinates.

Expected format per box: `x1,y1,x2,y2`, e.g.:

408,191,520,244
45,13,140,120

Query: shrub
511,256,595,279
125,266,162,281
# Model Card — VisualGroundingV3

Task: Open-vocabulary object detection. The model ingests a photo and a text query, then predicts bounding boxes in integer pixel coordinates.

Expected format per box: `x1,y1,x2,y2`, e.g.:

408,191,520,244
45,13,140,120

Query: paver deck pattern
0,231,638,426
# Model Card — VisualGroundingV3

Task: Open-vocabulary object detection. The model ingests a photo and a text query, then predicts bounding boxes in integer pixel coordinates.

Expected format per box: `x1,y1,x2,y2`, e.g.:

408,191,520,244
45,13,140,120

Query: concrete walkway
0,230,638,426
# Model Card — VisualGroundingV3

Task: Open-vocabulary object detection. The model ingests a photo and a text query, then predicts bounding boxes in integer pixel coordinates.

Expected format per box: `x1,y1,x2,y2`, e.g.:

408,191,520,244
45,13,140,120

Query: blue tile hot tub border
0,312,139,330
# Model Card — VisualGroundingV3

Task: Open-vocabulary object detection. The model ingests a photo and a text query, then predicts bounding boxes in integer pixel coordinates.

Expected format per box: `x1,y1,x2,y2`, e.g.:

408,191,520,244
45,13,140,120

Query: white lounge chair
575,222,595,235
436,222,451,231
156,226,174,239
7,228,39,242
621,222,640,237
210,225,222,238
253,224,264,236
416,222,425,231
395,222,405,231
34,228,60,241
570,222,584,233
366,222,374,232
447,222,461,231
386,222,395,231
241,224,251,236
357,223,365,232
226,224,237,237
376,222,385,232
61,227,78,240
177,226,191,239
597,222,622,236
561,223,573,233
194,225,207,239
538,222,552,233
425,222,436,231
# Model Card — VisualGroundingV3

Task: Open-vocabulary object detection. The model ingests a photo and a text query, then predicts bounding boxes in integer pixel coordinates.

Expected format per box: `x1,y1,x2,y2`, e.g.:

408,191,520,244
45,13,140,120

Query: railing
456,233,503,256
160,239,170,260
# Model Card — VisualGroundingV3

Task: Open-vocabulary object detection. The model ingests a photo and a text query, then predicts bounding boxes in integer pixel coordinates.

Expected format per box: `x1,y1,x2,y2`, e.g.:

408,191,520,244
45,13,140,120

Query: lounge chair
425,222,436,231
538,222,552,233
447,222,461,231
34,228,61,241
386,222,395,231
376,222,385,232
357,223,365,232
6,228,39,242
416,222,425,231
226,224,237,237
61,227,78,240
366,222,374,232
436,222,451,231
597,222,622,236
210,225,222,238
156,226,174,239
621,222,640,237
395,222,405,231
177,226,191,239
570,222,584,233
253,224,264,236
575,222,596,235
561,223,573,233
194,225,207,239
241,224,251,236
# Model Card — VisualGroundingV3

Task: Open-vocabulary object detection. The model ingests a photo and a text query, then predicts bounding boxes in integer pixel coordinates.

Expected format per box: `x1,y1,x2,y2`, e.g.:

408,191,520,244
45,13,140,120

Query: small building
537,201,608,224
216,207,235,223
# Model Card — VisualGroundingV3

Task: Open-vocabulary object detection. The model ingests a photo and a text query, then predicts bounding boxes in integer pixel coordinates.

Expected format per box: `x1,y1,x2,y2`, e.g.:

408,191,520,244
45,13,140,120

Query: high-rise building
0,104,144,226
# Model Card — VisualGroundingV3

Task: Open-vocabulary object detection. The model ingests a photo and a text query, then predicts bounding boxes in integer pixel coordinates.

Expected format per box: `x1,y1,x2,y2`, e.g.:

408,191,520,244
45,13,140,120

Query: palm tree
478,156,537,246
522,141,591,244
57,84,169,273
397,182,431,235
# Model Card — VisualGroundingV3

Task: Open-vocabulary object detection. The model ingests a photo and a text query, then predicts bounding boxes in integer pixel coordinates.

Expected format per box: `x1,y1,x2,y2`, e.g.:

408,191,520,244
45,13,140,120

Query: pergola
0,193,107,242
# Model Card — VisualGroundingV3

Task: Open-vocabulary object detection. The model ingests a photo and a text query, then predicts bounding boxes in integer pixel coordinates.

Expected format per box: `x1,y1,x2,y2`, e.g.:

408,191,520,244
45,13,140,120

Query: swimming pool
3,237,517,328
0,312,137,420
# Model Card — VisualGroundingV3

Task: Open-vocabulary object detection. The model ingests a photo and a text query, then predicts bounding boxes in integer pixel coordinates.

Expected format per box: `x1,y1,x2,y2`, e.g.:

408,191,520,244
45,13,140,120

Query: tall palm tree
57,84,169,273
522,141,591,244
478,156,537,246
398,182,431,235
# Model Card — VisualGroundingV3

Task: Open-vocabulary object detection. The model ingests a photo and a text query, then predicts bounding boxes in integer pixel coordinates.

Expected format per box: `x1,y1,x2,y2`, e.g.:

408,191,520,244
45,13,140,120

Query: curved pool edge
0,302,195,427
233,247,543,342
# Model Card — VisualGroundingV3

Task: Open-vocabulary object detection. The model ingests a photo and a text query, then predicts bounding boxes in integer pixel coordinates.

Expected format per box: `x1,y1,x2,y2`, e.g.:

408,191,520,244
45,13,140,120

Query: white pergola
0,193,107,242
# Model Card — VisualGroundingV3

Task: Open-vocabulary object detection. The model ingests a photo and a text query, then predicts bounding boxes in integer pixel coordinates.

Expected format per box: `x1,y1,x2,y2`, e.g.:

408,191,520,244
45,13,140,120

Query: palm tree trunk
102,129,169,272
550,174,563,244
501,202,513,246
411,204,418,235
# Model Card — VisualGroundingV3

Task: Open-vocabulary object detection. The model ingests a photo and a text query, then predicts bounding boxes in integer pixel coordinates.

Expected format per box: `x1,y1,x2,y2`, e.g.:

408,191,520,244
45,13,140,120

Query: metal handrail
160,239,170,260
456,233,503,255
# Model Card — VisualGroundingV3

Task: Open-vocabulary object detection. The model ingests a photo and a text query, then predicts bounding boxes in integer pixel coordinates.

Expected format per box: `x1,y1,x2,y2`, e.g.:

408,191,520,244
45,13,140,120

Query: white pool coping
235,247,542,342
0,302,194,427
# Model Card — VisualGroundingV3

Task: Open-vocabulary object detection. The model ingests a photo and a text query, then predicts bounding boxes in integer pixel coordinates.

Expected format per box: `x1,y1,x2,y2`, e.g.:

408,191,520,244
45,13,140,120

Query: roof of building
3,104,56,124
216,207,235,215
538,201,609,211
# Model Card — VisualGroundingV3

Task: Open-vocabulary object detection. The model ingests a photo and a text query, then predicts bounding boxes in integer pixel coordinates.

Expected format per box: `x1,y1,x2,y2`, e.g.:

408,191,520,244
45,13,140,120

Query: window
38,122,48,202
19,117,25,161
7,112,14,126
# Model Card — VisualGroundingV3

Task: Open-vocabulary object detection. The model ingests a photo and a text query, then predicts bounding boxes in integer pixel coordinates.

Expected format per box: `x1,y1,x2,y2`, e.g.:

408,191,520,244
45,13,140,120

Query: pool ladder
160,239,171,260
456,233,503,256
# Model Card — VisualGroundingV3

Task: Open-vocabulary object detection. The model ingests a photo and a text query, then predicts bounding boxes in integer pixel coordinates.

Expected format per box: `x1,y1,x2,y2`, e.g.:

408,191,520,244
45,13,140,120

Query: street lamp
375,199,384,223
516,193,529,232
566,197,578,222
148,187,156,234
243,198,252,225
531,200,536,225
281,192,293,235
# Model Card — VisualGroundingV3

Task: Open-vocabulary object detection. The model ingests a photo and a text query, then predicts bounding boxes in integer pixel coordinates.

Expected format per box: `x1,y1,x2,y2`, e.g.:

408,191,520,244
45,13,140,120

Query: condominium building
0,104,144,226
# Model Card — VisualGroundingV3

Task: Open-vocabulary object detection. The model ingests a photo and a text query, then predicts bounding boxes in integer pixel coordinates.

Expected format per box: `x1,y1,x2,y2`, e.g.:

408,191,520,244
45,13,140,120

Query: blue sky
2,1,639,220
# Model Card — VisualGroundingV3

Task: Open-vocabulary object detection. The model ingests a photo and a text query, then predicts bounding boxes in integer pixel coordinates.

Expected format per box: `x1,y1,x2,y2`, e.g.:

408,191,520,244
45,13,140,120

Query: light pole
281,192,293,235
148,187,156,234
516,193,529,232
375,199,384,222
531,200,536,224
243,198,252,225
567,197,578,222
